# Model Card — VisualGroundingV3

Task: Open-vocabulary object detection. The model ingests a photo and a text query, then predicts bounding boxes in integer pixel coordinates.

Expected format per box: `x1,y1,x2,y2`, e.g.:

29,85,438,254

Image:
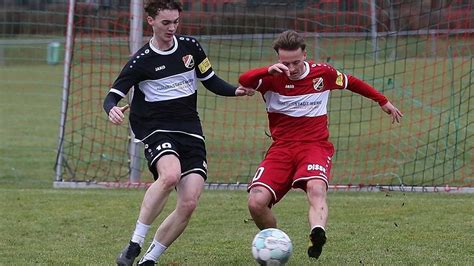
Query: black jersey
109,35,214,143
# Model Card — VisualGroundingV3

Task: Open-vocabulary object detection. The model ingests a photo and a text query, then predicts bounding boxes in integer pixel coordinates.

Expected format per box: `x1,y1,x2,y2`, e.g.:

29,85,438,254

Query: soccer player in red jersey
239,30,403,259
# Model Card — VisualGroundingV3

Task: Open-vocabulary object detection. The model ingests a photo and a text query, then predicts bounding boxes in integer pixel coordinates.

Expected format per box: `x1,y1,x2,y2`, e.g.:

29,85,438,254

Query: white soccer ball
251,228,293,265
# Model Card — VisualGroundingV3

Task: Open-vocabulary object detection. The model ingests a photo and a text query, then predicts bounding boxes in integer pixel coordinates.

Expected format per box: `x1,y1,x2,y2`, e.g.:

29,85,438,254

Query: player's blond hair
273,30,306,53
144,0,183,18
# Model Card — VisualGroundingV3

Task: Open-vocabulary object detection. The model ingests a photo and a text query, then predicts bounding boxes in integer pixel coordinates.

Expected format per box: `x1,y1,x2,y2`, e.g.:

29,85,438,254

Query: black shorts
143,132,207,181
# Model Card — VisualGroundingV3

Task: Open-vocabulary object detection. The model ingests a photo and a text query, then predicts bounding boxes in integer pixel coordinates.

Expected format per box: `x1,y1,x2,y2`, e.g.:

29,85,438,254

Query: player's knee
306,179,327,198
177,198,198,217
158,172,181,189
248,194,268,213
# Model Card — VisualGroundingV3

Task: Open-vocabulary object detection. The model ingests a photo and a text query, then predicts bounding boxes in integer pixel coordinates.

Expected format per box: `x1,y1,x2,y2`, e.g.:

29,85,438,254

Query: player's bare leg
306,179,328,259
138,173,204,264
138,155,182,224
153,173,204,245
306,179,328,228
116,155,181,266
248,187,276,229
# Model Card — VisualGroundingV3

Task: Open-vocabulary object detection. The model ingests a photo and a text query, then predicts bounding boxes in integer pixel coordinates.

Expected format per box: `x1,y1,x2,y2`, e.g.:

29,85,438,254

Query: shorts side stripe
137,130,204,143
150,150,179,167
293,176,329,189
182,168,206,178
248,182,277,202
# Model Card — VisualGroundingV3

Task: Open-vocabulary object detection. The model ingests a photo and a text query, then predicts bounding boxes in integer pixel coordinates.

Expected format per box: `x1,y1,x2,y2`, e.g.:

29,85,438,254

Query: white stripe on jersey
263,90,330,117
343,73,348,89
255,79,263,91
139,69,197,102
199,71,215,81
109,88,126,98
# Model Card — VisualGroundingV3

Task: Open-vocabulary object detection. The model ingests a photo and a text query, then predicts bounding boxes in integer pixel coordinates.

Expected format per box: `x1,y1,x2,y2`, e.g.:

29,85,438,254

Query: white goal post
55,0,144,184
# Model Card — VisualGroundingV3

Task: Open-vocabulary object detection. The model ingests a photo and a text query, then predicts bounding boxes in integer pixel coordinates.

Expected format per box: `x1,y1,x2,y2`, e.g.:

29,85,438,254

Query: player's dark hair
144,0,183,18
273,30,306,53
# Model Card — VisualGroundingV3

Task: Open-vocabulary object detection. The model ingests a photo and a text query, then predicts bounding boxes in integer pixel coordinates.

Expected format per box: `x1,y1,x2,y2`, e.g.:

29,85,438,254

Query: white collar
149,36,178,55
288,61,310,81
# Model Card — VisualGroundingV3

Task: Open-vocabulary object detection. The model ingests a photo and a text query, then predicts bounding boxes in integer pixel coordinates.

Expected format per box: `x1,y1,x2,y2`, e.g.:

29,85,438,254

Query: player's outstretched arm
201,75,251,97
381,101,403,124
235,85,256,96
239,66,274,89
345,75,403,124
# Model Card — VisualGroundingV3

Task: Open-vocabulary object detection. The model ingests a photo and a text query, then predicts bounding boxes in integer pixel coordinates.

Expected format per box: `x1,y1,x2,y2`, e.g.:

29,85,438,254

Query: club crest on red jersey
182,55,195,69
313,77,324,91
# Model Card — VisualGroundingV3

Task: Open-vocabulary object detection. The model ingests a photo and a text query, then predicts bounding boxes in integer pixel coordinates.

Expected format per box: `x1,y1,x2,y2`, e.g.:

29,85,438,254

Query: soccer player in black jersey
104,1,254,265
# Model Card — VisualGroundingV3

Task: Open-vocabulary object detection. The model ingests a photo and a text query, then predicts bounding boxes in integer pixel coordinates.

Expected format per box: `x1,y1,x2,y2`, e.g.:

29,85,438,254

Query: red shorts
248,140,334,204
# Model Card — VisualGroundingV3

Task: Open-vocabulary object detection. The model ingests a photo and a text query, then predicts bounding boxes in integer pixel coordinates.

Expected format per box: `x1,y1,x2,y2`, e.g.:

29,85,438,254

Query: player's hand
268,63,290,77
381,101,403,124
236,85,256,96
108,104,129,125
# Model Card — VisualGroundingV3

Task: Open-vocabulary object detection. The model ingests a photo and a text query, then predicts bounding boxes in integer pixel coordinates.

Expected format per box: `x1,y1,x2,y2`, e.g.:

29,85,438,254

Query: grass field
0,189,473,265
0,44,472,264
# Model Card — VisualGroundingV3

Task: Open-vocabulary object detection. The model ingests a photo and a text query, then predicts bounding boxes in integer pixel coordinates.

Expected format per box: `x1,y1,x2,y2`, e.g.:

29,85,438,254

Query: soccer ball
251,228,293,265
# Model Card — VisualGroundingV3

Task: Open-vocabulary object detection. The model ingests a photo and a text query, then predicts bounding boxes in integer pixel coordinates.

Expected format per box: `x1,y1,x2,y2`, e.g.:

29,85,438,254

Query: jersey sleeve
239,66,273,94
320,63,348,90
109,59,146,98
346,75,388,106
190,38,214,80
321,64,387,105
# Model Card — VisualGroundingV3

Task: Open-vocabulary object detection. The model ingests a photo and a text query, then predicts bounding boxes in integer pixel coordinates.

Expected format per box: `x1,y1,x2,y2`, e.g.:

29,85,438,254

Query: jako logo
155,65,166,71
307,164,326,173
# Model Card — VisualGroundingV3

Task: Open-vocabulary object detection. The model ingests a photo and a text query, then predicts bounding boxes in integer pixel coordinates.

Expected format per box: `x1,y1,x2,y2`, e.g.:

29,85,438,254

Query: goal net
55,0,473,190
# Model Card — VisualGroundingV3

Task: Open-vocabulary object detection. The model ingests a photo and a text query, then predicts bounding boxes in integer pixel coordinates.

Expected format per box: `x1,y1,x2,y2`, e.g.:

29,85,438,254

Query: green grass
0,64,63,188
0,189,472,264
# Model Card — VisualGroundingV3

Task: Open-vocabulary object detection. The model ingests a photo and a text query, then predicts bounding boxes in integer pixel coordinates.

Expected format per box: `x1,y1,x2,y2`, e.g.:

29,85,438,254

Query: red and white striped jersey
239,61,387,142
